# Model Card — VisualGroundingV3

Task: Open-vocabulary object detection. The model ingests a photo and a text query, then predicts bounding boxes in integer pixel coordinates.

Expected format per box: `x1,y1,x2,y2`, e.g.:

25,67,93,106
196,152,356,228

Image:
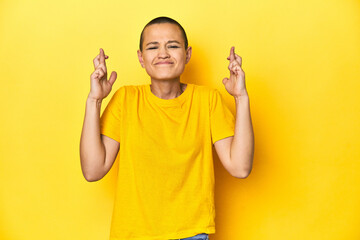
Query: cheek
143,55,152,64
177,53,187,63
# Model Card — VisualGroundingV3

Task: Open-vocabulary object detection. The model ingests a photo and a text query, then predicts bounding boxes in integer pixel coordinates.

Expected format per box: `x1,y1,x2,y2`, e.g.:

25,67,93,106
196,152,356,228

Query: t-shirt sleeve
210,89,235,144
99,87,124,143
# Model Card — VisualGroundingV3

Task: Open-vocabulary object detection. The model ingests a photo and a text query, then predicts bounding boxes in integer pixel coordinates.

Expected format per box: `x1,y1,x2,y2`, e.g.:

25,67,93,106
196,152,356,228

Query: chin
149,74,182,81
145,67,184,81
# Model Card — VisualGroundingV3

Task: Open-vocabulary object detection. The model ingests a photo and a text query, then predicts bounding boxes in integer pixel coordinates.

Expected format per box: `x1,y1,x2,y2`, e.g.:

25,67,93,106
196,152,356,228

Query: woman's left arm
214,46,254,178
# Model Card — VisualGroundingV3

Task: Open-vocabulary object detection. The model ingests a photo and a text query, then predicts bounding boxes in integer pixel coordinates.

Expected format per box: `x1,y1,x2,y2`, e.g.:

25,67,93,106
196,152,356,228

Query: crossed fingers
227,46,242,75
93,48,109,73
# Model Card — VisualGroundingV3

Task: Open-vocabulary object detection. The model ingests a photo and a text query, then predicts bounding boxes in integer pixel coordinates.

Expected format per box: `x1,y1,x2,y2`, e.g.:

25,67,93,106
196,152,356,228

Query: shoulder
106,85,144,108
192,84,223,100
118,84,144,92
112,84,145,97
191,84,219,96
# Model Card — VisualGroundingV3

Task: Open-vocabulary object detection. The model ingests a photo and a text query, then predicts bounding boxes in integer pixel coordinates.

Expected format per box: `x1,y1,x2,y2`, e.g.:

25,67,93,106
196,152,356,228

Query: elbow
232,166,252,179
80,159,102,182
84,173,99,182
231,154,254,179
82,169,97,182
80,151,105,182
233,170,251,179
83,171,104,182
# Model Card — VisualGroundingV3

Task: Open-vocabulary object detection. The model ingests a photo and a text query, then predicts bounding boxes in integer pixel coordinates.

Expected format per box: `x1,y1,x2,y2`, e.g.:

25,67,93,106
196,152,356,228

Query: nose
158,46,170,58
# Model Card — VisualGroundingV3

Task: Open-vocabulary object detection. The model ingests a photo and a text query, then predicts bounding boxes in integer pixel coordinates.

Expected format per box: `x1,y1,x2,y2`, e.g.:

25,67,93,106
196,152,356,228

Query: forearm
79,96,106,180
230,93,254,177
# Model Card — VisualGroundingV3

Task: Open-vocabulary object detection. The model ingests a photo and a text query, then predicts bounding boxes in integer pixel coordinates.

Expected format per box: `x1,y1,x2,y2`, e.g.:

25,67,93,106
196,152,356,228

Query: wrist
87,94,103,106
234,91,249,101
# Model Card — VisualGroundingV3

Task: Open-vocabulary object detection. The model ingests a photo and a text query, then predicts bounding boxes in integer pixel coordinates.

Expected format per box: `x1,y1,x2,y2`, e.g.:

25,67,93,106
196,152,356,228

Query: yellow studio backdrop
0,0,359,239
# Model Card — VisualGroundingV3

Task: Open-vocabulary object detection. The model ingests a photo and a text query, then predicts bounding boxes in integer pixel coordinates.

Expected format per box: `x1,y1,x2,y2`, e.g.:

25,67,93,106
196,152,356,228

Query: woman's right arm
80,48,119,182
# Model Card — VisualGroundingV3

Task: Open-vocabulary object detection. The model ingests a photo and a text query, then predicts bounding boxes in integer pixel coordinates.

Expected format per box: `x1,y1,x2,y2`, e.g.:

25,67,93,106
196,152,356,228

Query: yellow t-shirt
100,83,235,240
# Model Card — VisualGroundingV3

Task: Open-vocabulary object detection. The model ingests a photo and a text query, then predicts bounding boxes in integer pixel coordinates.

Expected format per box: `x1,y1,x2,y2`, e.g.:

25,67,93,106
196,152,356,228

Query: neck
150,79,186,99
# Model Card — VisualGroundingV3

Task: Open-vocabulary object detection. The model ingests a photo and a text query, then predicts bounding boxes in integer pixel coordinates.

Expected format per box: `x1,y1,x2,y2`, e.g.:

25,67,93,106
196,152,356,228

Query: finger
234,54,242,66
97,62,107,74
228,61,239,74
233,65,242,74
99,48,107,67
232,62,242,72
228,62,233,73
91,71,101,81
222,77,229,85
108,71,117,86
230,62,243,76
93,68,105,79
229,46,235,62
93,54,108,68
93,54,100,69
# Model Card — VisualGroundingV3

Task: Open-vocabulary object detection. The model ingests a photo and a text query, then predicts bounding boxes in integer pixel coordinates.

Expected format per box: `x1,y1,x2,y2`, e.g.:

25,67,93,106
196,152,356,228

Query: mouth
155,62,173,65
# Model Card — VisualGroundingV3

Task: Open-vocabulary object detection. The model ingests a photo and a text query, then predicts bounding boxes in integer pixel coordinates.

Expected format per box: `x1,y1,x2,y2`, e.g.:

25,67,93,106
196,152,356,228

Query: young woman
80,16,254,240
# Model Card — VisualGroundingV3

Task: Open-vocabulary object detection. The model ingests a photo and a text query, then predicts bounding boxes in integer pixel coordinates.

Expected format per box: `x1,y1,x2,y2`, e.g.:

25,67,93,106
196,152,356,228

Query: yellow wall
1,0,359,239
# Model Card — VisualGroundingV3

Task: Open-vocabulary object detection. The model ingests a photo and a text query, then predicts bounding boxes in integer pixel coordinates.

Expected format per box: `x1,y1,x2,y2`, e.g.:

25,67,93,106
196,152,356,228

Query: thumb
222,77,229,85
108,71,117,86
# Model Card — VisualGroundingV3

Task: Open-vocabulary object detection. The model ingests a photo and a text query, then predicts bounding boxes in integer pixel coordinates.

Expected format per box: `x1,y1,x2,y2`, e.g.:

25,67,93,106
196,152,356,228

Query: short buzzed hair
139,16,188,52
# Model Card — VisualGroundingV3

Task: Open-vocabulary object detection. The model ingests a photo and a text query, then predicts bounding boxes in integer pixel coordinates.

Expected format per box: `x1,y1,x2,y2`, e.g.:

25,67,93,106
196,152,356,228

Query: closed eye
146,45,180,50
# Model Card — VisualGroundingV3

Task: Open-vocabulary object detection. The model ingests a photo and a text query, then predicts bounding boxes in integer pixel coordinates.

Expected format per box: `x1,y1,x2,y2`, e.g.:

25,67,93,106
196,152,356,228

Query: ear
185,46,192,64
137,50,145,68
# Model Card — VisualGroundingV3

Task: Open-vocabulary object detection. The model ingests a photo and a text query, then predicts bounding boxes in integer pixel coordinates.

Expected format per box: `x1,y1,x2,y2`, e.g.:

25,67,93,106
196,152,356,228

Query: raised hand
222,46,247,97
89,48,117,101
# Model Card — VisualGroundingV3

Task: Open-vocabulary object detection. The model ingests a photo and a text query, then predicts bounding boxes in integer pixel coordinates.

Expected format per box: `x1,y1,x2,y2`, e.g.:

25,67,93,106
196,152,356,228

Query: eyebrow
146,40,181,46
167,40,181,44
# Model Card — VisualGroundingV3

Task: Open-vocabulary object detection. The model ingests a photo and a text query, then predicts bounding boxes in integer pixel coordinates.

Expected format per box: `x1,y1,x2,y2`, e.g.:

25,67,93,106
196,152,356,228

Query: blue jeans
171,233,209,240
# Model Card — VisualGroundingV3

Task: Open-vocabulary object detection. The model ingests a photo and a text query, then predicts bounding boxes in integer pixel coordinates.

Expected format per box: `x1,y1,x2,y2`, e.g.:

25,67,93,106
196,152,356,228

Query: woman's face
137,23,192,82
